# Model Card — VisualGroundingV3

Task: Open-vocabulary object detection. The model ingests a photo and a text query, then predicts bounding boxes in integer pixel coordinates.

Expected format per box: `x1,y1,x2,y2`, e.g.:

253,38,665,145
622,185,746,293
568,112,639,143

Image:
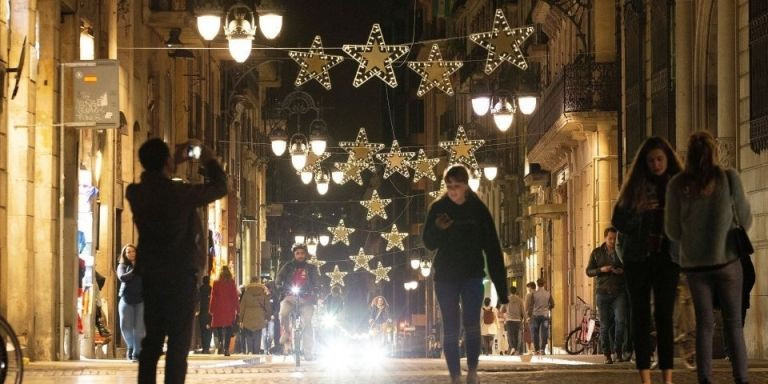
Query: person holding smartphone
423,164,508,384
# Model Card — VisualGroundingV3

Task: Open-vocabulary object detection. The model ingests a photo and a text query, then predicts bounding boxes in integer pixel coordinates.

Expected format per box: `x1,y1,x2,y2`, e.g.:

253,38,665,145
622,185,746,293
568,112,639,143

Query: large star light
410,149,440,182
407,44,463,97
376,140,415,179
342,24,410,88
381,224,408,251
298,150,331,177
439,125,484,171
325,265,348,287
469,9,534,74
370,262,392,284
289,36,344,90
328,219,355,245
349,248,374,271
360,190,391,220
307,255,327,268
333,160,366,186
429,180,447,199
339,128,384,172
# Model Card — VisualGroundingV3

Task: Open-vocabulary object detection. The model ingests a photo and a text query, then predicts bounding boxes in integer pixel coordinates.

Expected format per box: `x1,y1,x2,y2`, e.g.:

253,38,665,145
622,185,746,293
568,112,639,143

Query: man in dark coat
126,138,227,384
198,275,212,353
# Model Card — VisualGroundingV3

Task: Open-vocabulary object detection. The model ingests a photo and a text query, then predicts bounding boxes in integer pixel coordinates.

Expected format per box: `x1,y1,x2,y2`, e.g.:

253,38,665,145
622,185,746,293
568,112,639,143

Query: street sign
71,60,119,127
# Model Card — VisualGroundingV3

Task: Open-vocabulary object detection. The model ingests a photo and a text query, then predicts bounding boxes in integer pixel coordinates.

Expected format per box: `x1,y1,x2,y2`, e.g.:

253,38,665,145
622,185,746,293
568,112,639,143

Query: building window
749,2,768,153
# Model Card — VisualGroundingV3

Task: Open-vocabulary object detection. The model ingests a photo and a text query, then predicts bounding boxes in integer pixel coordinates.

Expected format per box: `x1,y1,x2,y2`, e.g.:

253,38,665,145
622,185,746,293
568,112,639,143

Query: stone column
675,0,693,156
717,0,737,168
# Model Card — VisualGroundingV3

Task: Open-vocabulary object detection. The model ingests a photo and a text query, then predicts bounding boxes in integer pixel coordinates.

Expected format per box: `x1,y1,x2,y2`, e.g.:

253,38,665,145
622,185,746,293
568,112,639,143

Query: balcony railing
527,61,618,151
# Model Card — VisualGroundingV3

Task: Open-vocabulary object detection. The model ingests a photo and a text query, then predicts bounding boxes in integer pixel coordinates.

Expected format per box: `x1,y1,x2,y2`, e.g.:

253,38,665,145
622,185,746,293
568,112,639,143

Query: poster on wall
72,60,119,127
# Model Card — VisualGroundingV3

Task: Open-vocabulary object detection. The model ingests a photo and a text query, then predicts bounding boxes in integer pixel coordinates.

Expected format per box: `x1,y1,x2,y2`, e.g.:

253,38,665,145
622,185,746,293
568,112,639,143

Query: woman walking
665,131,751,384
210,265,239,356
423,164,508,384
611,137,682,384
117,244,144,362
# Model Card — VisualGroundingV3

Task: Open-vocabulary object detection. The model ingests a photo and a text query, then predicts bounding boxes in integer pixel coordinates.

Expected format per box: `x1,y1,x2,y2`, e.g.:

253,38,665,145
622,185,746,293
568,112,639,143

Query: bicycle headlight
291,286,301,295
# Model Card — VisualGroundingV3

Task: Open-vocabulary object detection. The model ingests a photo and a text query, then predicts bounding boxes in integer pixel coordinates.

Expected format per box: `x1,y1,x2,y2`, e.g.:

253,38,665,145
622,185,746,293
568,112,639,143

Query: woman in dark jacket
117,244,144,361
611,137,682,384
423,164,508,384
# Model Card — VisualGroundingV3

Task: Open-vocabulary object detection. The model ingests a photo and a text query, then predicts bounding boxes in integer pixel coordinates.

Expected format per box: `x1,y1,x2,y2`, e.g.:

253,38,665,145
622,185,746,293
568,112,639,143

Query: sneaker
684,354,696,370
450,376,462,384
604,355,614,364
126,348,133,361
466,370,479,384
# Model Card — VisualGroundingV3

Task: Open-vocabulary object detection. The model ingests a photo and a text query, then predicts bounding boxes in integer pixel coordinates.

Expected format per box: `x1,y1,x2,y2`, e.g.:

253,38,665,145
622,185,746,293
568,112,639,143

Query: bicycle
0,314,23,384
565,296,601,355
282,286,305,367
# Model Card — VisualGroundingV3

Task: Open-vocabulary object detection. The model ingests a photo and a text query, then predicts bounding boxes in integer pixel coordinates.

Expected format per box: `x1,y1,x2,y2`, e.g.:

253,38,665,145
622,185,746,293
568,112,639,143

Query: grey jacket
501,294,524,322
665,169,752,269
526,288,554,318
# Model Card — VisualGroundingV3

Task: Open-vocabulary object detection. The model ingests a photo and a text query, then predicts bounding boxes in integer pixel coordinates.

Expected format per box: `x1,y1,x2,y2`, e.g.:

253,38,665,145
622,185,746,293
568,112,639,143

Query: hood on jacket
244,282,267,296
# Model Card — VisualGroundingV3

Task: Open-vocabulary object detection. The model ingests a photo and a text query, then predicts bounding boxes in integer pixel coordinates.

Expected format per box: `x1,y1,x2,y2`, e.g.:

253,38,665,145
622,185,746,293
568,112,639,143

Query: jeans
434,278,483,379
119,298,145,359
242,328,263,354
139,273,197,384
531,315,550,353
504,321,521,354
278,296,315,355
624,252,680,370
687,260,748,384
596,291,627,356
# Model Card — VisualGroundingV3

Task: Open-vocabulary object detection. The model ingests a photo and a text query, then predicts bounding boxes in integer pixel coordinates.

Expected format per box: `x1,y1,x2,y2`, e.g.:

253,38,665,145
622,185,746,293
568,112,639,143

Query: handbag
725,172,754,258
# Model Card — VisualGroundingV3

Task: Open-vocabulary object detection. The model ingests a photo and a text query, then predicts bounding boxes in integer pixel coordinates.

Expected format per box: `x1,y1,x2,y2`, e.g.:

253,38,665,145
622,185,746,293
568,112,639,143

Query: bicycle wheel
565,328,586,355
0,316,23,384
292,324,301,367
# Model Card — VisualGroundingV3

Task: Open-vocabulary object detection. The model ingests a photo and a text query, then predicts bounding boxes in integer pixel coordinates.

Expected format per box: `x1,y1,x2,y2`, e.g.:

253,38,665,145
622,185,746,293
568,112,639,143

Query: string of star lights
376,140,415,179
439,125,485,172
342,24,411,88
369,261,393,284
469,9,535,74
288,35,344,90
349,247,375,271
360,190,391,220
407,43,463,97
328,219,355,245
325,265,349,287
338,128,385,172
380,224,408,251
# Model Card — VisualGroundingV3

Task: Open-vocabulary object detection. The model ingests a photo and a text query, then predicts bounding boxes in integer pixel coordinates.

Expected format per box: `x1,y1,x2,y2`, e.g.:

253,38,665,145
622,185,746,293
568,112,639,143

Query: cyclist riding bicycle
276,243,320,360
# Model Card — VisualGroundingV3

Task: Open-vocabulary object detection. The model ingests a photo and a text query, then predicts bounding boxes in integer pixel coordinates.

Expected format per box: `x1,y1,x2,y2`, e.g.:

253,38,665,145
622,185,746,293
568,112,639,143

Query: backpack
482,307,495,325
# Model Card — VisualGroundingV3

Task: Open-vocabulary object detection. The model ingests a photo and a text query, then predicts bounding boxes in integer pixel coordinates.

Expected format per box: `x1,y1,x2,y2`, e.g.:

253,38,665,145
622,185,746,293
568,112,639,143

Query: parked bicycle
565,296,601,355
0,314,23,384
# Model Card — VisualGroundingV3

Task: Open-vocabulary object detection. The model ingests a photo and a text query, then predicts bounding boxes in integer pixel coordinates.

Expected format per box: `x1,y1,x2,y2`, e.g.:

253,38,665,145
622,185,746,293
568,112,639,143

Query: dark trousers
504,321,521,354
243,328,263,354
139,274,197,384
624,253,679,370
434,278,484,378
531,315,550,353
198,314,212,352
214,327,233,354
481,335,494,355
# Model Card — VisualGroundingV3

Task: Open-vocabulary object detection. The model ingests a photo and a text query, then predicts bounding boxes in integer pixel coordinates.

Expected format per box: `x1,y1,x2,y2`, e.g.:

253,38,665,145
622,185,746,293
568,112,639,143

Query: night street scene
1,1,767,384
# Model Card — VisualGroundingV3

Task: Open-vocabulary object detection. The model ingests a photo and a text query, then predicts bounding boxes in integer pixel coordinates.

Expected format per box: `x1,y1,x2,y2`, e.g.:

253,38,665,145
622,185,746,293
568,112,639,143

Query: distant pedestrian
526,278,553,355
586,227,627,364
239,276,271,354
481,298,497,355
117,244,144,362
523,282,536,353
210,266,239,356
126,138,227,384
500,286,524,355
422,164,508,384
665,131,751,384
612,136,681,384
197,276,212,353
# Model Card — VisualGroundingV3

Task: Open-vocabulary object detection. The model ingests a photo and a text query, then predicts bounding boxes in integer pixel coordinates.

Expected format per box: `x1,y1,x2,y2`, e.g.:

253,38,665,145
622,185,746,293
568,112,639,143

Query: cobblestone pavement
22,355,768,383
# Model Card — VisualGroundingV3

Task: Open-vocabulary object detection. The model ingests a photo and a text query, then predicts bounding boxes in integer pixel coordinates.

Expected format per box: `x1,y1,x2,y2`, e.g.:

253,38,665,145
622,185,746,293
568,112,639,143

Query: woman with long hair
117,244,144,361
209,265,239,356
665,131,751,384
611,137,682,384
423,164,508,384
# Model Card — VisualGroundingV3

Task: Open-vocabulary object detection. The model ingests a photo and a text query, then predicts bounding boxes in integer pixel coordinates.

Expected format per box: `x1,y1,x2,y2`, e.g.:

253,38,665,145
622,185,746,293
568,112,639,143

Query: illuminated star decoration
360,190,391,220
469,9,534,74
307,255,327,268
381,224,408,251
407,44,463,97
349,248,374,271
439,125,485,171
338,128,384,172
429,180,447,199
288,35,344,90
333,160,365,186
342,24,410,88
325,265,348,287
298,150,331,178
328,219,355,245
370,262,392,284
410,149,440,182
376,140,415,179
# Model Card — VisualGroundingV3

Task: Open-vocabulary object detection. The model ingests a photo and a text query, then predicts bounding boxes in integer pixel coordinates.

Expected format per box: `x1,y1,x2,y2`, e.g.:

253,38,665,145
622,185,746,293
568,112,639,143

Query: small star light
307,255,327,268
410,149,440,183
407,44,463,97
326,265,348,287
333,160,365,186
360,190,391,220
339,128,384,171
381,224,408,251
429,180,447,199
298,151,330,177
469,9,535,74
370,261,392,284
349,247,374,271
328,219,355,245
439,125,484,171
289,36,344,90
342,24,410,88
376,140,415,179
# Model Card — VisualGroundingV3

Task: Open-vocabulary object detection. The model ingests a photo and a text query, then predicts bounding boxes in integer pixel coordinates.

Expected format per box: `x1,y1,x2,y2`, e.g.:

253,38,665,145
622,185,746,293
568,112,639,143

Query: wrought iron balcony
526,60,618,151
